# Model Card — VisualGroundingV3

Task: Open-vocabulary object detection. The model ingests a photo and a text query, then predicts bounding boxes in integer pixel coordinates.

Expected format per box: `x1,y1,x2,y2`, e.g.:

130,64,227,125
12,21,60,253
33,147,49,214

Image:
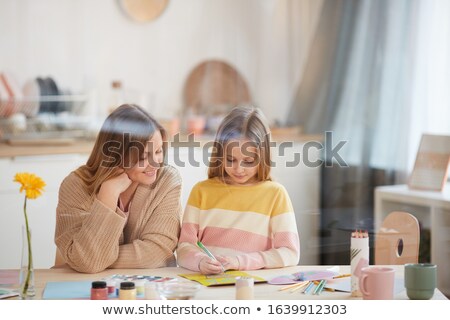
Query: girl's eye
227,158,234,162
156,149,162,154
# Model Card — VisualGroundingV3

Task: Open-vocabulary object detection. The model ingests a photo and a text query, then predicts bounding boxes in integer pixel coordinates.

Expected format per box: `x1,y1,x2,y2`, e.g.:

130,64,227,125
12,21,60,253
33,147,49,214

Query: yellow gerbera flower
14,173,46,199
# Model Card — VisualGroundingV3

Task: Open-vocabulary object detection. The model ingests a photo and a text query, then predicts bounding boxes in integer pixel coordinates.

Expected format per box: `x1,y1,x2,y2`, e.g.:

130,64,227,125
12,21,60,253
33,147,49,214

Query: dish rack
0,94,93,142
0,94,88,116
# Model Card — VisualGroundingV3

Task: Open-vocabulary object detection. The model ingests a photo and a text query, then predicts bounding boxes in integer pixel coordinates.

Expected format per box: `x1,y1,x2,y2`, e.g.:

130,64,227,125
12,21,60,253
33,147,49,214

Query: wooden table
1,265,447,300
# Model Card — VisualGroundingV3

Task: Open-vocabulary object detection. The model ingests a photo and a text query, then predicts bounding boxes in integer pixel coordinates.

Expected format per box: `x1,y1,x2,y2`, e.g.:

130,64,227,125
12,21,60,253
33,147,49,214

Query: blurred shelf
0,133,324,158
0,140,95,158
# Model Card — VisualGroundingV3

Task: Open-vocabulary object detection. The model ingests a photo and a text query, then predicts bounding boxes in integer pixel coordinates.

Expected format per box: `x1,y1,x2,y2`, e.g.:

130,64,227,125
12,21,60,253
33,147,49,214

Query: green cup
404,263,437,300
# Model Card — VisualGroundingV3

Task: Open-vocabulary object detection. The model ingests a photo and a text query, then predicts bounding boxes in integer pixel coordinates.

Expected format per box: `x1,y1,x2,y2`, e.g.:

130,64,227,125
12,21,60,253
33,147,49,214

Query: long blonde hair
208,106,272,182
75,104,167,195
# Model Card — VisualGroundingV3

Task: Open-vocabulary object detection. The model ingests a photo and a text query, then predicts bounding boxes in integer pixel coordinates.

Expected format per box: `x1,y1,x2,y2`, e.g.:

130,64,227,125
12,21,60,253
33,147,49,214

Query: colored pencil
278,281,309,291
316,280,327,295
197,241,224,272
333,274,351,279
290,281,309,293
313,280,324,295
303,281,315,294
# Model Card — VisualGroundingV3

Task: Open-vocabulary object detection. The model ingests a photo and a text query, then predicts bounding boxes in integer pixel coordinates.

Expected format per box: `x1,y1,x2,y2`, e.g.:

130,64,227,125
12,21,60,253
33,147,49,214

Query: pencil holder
350,233,369,297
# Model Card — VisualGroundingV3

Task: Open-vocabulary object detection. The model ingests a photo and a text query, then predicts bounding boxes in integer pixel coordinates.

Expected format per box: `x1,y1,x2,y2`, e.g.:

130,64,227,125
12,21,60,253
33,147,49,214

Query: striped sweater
176,178,300,271
55,165,182,273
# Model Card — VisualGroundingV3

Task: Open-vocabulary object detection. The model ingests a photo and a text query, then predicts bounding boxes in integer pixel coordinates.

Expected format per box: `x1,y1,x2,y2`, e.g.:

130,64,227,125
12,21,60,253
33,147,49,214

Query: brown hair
75,104,167,195
208,106,272,182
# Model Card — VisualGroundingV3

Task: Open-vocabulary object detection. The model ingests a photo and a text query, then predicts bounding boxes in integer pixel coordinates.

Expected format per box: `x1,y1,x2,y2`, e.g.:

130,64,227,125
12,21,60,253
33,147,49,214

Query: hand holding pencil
197,241,226,275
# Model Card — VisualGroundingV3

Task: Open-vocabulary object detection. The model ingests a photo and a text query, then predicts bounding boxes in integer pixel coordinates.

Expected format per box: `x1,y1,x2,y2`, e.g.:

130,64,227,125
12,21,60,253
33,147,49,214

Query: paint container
106,279,116,296
134,279,146,296
144,281,160,300
235,277,254,300
119,282,136,300
91,281,108,300
115,280,122,296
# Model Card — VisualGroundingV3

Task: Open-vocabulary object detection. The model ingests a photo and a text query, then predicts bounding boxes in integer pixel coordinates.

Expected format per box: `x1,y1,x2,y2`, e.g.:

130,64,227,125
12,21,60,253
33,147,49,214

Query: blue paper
43,281,92,299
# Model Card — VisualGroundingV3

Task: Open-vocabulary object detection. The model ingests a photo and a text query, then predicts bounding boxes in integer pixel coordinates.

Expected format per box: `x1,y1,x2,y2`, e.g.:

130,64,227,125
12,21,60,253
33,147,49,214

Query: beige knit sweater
55,165,182,273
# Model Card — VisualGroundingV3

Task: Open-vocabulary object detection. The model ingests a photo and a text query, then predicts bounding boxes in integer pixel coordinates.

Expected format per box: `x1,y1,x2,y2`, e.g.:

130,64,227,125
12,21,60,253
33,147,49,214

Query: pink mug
359,267,395,300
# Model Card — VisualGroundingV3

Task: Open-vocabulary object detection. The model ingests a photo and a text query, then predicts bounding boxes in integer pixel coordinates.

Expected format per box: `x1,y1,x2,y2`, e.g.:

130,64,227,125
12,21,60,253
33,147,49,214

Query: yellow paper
179,271,266,287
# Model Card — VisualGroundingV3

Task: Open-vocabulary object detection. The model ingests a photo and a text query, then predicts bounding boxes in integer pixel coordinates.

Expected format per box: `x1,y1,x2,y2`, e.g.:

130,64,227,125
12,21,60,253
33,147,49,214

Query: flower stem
22,196,33,297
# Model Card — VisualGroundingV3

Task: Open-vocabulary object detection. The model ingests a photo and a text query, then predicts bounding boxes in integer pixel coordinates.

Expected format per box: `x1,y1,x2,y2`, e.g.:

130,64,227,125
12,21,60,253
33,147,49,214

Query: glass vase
19,225,35,299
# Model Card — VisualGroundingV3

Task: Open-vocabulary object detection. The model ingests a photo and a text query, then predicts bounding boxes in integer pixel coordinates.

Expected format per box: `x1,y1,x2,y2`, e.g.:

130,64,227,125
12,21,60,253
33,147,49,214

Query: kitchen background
0,0,320,123
1,0,450,296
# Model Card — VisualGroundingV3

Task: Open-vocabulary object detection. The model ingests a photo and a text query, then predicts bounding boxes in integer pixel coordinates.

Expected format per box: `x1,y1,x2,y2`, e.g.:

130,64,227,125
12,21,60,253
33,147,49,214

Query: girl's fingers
216,256,228,264
206,259,222,267
199,258,223,274
204,262,223,274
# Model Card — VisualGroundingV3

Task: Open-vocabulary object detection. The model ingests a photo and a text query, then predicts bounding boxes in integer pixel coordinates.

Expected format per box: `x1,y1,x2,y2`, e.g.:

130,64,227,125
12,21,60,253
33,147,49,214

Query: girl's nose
235,162,245,173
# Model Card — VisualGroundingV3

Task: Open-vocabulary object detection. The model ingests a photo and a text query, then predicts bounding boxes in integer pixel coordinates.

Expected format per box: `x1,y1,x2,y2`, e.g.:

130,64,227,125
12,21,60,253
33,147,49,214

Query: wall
0,0,322,123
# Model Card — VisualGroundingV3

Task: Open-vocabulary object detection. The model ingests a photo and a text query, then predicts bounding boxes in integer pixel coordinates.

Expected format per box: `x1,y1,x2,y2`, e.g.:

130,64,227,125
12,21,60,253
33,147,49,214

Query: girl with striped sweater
177,106,300,274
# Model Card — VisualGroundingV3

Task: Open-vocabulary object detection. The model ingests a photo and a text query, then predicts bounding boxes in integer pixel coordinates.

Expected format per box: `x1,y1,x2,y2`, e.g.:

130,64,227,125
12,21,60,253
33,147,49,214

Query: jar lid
120,281,135,289
134,279,147,286
92,281,107,289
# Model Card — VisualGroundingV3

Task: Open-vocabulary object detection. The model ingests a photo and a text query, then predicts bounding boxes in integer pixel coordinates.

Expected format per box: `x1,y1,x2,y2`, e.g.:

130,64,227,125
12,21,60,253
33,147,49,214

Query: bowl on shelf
156,279,200,300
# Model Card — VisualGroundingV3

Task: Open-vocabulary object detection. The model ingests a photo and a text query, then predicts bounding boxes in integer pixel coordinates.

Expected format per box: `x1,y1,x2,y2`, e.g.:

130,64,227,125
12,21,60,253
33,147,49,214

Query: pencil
313,280,324,295
333,274,351,279
316,280,327,295
278,281,308,291
290,281,309,293
303,281,314,294
197,241,225,272
312,280,333,292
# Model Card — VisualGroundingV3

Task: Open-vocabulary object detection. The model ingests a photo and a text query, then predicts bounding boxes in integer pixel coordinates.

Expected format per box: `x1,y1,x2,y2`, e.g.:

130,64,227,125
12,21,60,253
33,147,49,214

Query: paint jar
91,281,108,300
134,279,146,296
235,277,254,300
119,281,136,300
144,281,160,300
115,280,122,296
106,279,116,296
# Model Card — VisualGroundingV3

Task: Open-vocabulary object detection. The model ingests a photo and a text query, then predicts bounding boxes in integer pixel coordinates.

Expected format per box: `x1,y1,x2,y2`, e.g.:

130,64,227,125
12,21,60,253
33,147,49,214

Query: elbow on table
70,263,107,274
64,252,118,274
277,247,300,268
289,251,300,267
286,246,300,267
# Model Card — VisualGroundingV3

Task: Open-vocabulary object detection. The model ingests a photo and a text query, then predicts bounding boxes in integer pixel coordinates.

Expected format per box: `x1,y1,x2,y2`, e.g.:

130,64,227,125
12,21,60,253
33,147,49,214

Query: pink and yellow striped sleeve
235,186,300,270
176,186,208,271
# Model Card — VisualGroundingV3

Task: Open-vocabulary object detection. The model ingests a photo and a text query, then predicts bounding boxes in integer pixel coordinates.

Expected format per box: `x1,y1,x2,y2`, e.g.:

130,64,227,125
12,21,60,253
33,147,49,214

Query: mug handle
359,274,369,296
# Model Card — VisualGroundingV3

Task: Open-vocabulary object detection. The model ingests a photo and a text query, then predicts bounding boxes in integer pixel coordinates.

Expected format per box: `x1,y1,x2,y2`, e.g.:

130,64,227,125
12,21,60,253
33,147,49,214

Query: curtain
287,0,429,264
